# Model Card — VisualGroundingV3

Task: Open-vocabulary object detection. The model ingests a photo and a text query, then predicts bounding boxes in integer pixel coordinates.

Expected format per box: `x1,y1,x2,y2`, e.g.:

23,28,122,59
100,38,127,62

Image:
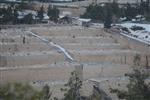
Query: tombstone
0,55,7,67
145,55,149,68
23,36,25,44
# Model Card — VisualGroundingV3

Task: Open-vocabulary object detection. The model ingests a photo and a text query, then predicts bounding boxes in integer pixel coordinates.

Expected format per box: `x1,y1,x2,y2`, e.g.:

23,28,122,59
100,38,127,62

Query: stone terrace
0,26,149,82
0,25,149,99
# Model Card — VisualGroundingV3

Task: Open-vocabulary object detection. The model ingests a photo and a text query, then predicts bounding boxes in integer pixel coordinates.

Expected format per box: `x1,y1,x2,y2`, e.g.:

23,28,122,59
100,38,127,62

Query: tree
47,5,53,17
81,4,105,20
133,54,141,66
110,54,150,100
23,13,33,24
37,6,44,20
61,71,82,100
104,14,112,29
42,84,52,100
125,3,138,20
47,5,60,22
3,6,13,23
13,8,19,24
145,13,150,21
104,4,112,29
16,0,28,10
111,1,120,17
51,7,59,22
110,68,150,100
0,7,6,24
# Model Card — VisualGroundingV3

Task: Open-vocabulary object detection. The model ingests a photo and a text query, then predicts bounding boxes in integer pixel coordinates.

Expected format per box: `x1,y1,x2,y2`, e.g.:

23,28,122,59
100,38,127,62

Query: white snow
116,22,150,45
120,23,150,32
43,13,49,20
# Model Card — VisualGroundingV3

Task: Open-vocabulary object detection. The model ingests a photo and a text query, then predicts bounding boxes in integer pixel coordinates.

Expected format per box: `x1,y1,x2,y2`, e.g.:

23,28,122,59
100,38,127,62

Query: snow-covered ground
115,23,150,45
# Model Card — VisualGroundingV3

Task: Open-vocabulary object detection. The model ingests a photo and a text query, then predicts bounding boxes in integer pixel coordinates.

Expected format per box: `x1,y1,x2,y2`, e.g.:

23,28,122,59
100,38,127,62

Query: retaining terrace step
0,62,131,84
32,27,106,37
0,36,115,44
0,52,65,67
1,50,147,67
0,64,75,84
82,62,131,79
0,43,126,52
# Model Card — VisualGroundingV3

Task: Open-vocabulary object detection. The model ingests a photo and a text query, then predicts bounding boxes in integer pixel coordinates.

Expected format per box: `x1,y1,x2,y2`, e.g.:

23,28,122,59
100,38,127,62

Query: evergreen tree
47,5,60,22
111,1,120,17
104,4,112,29
110,68,150,100
3,6,13,23
0,7,6,24
42,84,52,100
37,6,44,20
13,8,19,24
125,3,138,20
47,5,53,17
52,6,59,22
61,71,82,100
23,13,33,24
16,0,28,10
104,15,112,29
81,4,105,20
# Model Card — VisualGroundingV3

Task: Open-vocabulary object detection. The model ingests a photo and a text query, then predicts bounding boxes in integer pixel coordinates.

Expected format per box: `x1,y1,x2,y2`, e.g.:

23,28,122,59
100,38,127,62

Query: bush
130,25,145,31
121,27,131,33
0,83,52,100
110,68,150,100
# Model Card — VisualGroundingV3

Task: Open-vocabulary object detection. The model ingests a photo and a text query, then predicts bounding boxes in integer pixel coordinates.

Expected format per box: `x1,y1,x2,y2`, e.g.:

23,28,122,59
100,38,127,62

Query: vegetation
110,54,150,100
47,5,60,22
23,13,34,24
0,3,60,24
60,71,106,100
60,71,82,100
37,6,44,21
130,26,145,31
110,68,150,100
81,1,150,22
133,54,141,66
0,83,52,100
104,4,112,29
0,71,104,100
3,67,149,100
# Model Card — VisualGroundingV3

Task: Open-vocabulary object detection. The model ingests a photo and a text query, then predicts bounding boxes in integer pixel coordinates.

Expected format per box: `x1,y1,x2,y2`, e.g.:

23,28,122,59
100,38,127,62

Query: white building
50,0,72,2
72,17,91,26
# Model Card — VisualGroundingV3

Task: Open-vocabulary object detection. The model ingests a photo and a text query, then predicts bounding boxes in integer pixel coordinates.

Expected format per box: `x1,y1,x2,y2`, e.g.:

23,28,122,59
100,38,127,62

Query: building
93,0,147,4
72,17,91,26
0,0,22,4
50,0,72,3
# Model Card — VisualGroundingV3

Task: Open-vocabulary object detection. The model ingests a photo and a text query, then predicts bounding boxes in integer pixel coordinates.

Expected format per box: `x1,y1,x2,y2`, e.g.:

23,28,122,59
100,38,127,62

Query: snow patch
115,22,150,45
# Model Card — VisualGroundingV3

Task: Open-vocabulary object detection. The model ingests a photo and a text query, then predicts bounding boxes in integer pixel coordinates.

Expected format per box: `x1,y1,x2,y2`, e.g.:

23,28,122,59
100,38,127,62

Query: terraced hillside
0,25,149,99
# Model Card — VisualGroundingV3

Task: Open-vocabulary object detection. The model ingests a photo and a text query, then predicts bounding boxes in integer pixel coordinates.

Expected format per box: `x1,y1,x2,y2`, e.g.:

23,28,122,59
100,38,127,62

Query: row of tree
83,1,150,20
81,1,150,28
0,3,60,24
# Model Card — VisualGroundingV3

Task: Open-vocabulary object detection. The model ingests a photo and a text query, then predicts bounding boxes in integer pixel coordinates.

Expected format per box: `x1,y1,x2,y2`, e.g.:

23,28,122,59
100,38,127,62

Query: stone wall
106,29,150,67
107,29,150,54
0,64,75,84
